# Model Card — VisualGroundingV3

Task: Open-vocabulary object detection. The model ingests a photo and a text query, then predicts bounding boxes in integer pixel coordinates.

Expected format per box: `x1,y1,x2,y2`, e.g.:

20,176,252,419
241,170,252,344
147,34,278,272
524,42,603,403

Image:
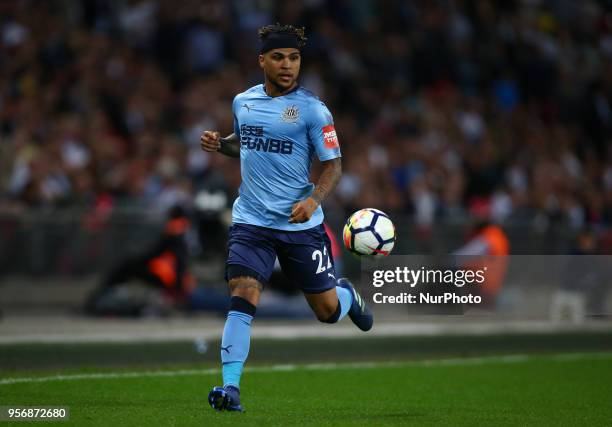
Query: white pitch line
1,353,611,386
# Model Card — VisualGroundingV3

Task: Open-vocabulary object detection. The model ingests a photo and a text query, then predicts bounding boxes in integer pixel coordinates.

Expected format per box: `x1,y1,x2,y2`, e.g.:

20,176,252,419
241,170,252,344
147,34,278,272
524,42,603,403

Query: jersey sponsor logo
240,124,293,154
281,105,300,123
240,124,264,137
322,125,339,149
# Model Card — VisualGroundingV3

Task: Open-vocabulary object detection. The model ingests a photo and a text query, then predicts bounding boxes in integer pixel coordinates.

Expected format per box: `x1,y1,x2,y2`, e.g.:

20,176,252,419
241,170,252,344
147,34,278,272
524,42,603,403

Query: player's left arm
290,100,342,224
289,158,341,224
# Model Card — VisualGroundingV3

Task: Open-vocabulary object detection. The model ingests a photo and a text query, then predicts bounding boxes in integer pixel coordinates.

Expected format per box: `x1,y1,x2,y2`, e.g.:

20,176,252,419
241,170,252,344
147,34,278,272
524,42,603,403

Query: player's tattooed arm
200,131,240,158
290,158,342,223
311,158,342,205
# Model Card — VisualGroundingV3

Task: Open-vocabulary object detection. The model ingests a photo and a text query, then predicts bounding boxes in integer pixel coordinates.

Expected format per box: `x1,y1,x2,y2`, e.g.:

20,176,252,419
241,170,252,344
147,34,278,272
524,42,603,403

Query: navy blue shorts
225,223,337,294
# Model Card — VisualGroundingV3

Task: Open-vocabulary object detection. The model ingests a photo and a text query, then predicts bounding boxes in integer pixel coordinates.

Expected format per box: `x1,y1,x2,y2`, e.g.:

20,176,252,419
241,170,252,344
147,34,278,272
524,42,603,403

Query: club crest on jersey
281,105,300,123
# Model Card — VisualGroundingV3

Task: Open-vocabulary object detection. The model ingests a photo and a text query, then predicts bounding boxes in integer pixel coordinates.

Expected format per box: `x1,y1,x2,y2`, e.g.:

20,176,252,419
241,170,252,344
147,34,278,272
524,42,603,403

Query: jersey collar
260,83,300,98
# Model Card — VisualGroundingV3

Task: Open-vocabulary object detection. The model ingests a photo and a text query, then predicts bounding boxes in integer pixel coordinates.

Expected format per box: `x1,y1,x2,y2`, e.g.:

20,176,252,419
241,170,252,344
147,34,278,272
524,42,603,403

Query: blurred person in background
454,219,510,307
550,227,610,323
85,205,195,316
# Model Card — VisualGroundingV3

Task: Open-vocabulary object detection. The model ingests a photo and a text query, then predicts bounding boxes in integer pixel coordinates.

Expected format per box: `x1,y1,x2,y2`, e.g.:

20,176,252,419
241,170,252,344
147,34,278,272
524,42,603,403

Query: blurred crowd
1,0,611,233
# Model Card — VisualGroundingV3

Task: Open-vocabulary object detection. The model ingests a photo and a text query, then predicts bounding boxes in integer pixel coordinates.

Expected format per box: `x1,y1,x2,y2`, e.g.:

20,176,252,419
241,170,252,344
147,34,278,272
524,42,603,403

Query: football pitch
1,352,611,426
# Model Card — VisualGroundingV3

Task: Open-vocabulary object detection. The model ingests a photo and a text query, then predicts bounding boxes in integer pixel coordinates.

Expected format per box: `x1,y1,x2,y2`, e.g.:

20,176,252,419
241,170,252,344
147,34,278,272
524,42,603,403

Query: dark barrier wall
0,208,599,277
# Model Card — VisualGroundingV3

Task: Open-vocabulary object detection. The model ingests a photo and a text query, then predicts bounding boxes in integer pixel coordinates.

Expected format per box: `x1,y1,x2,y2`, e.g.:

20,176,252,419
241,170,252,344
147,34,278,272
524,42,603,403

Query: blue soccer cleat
338,278,374,331
208,385,243,412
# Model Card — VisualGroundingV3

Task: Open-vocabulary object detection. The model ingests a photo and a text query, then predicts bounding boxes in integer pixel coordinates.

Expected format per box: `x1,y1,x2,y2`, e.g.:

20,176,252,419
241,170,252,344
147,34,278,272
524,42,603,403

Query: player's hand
289,197,319,223
200,131,221,152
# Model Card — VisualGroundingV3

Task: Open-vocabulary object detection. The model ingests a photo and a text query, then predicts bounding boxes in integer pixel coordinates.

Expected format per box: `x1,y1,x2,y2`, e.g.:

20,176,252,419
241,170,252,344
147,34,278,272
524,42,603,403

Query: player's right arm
200,95,243,158
200,131,240,158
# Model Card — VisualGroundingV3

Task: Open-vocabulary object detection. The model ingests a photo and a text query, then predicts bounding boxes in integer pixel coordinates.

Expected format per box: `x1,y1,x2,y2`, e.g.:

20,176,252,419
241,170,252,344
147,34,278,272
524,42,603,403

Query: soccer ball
343,208,396,257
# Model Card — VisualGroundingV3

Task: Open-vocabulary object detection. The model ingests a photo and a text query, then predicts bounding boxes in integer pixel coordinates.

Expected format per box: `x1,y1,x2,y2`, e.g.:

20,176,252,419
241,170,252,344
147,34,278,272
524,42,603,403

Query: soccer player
200,24,373,412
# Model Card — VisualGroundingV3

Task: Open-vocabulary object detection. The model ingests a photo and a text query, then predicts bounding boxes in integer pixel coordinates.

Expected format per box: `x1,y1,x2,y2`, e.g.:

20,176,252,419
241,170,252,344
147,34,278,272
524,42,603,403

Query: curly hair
258,23,307,48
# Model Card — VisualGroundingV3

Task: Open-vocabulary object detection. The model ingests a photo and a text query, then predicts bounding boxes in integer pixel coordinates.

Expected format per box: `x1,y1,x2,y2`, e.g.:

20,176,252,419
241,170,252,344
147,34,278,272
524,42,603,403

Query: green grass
2,331,612,372
1,353,611,426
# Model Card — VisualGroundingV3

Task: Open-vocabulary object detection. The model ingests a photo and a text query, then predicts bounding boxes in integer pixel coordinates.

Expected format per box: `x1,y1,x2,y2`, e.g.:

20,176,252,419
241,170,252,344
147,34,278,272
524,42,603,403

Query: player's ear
258,54,265,69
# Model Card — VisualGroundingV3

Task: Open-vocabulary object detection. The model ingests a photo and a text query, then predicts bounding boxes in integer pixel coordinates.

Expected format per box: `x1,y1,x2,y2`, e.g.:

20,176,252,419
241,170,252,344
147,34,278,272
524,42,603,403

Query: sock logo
221,345,233,354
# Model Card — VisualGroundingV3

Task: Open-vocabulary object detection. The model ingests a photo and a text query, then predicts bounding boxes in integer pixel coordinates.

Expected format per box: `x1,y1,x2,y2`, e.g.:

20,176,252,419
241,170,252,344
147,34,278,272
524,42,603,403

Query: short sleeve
307,101,341,161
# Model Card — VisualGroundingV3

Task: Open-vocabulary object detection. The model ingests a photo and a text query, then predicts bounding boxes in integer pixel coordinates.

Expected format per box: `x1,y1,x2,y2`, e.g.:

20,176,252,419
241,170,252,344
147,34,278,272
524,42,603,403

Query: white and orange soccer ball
343,208,396,257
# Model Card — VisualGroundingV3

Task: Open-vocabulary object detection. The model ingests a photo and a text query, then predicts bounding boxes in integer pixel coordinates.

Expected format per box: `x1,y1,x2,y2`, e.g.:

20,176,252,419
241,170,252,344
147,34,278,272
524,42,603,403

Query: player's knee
228,276,262,306
315,302,341,323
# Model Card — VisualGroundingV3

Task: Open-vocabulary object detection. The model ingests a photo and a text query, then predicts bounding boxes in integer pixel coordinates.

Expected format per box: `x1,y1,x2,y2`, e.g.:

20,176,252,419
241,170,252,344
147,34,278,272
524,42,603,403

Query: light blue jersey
231,84,341,231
